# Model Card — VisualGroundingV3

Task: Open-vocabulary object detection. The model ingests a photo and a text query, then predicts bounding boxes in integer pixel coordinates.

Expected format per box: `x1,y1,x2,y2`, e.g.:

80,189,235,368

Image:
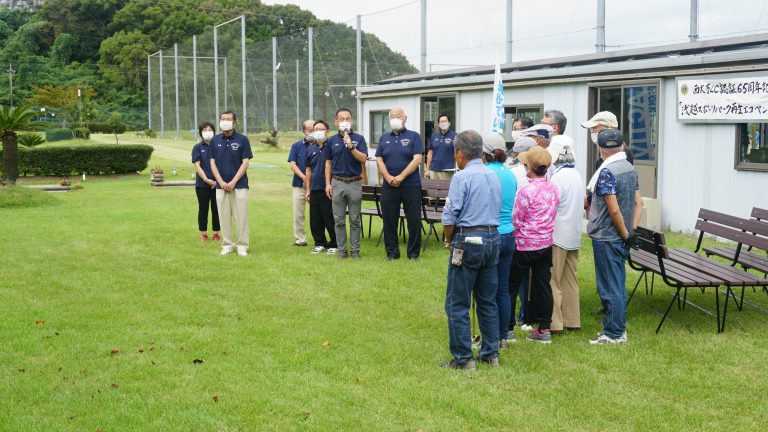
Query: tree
106,112,124,144
98,30,154,90
26,84,94,128
0,104,42,185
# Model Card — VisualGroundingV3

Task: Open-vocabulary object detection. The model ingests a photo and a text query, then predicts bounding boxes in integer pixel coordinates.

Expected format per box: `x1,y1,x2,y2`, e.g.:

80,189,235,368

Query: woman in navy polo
425,114,457,180
191,122,220,242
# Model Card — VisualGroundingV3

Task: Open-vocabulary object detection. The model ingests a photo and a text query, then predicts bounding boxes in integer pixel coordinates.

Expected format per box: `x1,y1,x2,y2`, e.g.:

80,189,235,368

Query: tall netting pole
241,15,247,134
308,27,313,120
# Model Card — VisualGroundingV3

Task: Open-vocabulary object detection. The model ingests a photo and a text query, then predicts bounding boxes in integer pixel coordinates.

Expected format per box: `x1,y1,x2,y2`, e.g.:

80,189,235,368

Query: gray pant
331,179,362,253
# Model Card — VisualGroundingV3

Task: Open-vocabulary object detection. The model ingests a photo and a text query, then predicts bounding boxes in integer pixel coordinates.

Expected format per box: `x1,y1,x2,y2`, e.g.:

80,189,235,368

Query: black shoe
387,255,400,261
439,358,476,370
337,251,348,260
408,256,420,261
476,355,500,367
350,251,360,260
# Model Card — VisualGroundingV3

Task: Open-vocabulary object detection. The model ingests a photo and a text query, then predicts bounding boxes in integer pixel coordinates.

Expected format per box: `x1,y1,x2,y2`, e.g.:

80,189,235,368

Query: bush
18,133,46,148
88,122,127,134
73,127,90,139
0,145,154,176
144,129,157,138
46,128,74,142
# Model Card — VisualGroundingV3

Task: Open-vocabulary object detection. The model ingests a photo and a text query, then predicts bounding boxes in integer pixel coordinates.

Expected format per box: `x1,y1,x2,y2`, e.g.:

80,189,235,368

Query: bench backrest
421,179,451,191
635,226,668,259
753,207,768,222
362,185,376,202
697,208,768,250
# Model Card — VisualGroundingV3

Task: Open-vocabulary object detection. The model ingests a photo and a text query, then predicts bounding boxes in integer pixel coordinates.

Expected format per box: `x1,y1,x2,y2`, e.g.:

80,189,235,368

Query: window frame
368,109,390,149
734,123,768,171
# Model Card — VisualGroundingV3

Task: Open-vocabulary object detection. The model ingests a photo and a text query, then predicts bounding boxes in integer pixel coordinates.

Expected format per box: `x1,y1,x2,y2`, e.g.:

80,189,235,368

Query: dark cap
597,128,624,148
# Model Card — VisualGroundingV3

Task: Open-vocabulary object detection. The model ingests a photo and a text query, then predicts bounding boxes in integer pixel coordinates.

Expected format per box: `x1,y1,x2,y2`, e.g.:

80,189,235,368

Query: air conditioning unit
640,197,661,231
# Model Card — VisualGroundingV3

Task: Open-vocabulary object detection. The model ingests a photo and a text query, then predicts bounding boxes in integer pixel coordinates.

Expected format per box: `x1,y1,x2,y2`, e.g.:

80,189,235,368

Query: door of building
587,81,660,198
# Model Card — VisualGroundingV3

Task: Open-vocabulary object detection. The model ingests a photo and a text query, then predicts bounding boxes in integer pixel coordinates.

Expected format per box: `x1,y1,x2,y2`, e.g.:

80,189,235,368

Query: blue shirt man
427,115,457,180
287,120,316,247
306,143,327,191
324,108,369,260
287,137,312,187
440,130,502,370
375,108,424,260
209,111,252,256
323,131,368,178
210,130,253,189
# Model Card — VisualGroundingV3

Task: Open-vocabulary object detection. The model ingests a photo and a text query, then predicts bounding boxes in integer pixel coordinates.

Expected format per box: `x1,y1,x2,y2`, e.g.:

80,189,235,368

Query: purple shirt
513,177,559,251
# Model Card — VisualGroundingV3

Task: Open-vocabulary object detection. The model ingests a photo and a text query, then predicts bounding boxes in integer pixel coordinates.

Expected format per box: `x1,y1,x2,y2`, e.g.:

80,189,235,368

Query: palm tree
0,105,43,186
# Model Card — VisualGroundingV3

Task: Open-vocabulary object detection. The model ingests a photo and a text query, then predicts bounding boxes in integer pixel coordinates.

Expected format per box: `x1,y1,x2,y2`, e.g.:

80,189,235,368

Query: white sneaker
220,246,234,256
236,247,248,256
520,324,533,332
326,248,338,255
589,332,626,345
312,246,325,254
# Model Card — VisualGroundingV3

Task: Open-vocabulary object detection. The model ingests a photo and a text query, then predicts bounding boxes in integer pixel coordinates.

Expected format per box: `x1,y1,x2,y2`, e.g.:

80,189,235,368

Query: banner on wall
677,77,768,121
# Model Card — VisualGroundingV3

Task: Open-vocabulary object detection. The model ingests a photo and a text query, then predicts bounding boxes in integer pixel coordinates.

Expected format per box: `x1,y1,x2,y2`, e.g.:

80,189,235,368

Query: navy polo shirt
375,128,424,189
209,131,253,189
323,131,368,178
428,129,457,171
287,139,311,187
305,143,327,191
191,141,214,188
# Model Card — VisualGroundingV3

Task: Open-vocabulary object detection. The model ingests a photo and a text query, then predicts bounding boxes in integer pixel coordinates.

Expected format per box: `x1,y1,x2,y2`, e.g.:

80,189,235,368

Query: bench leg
627,271,645,306
376,228,384,247
739,287,746,310
656,288,681,333
367,215,372,239
718,287,728,333
681,288,687,310
650,273,655,295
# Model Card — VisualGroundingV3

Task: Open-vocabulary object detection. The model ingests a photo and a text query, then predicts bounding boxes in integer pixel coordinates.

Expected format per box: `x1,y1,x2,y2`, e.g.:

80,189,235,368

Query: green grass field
2,135,768,430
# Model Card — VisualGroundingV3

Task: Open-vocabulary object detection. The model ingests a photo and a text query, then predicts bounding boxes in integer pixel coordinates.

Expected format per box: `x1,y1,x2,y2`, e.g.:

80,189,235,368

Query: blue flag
491,63,505,135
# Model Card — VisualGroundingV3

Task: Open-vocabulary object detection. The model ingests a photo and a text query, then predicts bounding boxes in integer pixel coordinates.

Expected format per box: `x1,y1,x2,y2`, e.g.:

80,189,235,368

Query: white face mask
510,131,522,142
220,120,234,131
590,131,599,145
439,122,450,131
201,130,214,141
389,118,403,131
338,121,352,132
311,131,327,143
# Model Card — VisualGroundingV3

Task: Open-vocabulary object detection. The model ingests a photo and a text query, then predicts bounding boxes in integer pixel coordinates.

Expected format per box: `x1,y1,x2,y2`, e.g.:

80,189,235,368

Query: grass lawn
2,138,768,430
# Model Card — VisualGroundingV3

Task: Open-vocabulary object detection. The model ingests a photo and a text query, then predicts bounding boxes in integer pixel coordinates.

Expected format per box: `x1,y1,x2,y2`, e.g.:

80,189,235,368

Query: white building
356,34,768,233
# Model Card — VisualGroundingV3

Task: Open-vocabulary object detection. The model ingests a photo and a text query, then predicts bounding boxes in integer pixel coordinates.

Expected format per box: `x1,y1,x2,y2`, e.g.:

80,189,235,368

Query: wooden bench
360,185,381,239
420,187,447,251
701,207,768,277
628,226,727,333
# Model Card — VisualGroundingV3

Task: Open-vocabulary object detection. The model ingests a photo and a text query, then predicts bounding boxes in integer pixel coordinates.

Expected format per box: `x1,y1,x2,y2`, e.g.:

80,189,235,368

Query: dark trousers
309,190,337,248
381,185,422,259
195,187,220,232
508,247,553,330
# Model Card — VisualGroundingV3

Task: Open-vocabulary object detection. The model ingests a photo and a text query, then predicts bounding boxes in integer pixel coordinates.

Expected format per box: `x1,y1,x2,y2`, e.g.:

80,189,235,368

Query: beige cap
580,111,618,129
518,145,552,170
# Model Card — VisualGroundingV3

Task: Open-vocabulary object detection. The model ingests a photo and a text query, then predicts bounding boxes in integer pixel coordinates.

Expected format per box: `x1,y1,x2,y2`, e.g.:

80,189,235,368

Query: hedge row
45,128,91,141
0,145,154,176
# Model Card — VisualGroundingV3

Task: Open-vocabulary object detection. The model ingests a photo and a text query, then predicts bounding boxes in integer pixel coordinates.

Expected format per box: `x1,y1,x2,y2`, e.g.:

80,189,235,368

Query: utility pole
689,0,699,42
596,0,606,53
506,0,513,63
420,0,427,73
7,64,15,108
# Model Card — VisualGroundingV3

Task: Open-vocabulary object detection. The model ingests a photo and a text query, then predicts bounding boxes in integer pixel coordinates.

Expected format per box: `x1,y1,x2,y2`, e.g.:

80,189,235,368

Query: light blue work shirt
485,162,517,234
441,159,501,228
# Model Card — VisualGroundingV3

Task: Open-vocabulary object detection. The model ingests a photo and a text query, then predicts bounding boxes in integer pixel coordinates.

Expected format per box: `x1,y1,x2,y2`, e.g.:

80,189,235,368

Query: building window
736,123,768,170
504,105,543,148
421,95,456,142
369,110,390,148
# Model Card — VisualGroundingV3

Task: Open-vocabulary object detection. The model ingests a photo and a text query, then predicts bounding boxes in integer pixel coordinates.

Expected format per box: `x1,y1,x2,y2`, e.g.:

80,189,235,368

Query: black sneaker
439,359,476,370
477,355,500,367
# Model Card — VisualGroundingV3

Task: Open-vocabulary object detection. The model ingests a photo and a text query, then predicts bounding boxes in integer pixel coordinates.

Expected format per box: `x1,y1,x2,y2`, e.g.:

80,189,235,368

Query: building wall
659,76,768,232
361,77,768,233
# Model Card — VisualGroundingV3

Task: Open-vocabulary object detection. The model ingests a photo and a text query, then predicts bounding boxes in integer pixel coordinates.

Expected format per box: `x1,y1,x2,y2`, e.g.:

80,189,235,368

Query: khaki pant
216,188,250,249
429,170,454,180
292,186,307,243
550,245,580,330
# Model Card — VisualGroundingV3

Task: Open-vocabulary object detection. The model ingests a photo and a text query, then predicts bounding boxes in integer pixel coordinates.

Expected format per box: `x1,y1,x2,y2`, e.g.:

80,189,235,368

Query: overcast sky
264,0,768,71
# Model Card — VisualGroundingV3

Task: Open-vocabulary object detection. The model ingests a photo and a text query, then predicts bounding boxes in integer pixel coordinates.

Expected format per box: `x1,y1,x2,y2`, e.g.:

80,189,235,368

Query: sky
263,0,768,72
